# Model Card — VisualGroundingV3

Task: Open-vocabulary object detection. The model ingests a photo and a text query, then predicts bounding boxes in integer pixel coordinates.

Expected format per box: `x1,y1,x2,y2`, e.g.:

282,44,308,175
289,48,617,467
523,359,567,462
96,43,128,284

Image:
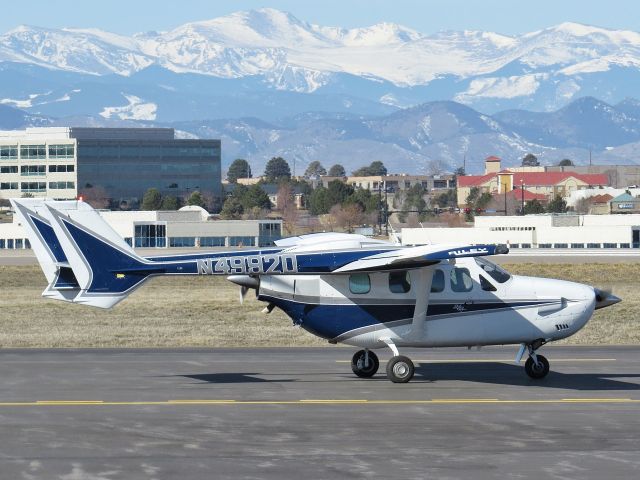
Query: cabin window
474,257,511,283
349,274,370,294
480,275,497,292
389,271,411,293
430,269,444,293
450,267,473,293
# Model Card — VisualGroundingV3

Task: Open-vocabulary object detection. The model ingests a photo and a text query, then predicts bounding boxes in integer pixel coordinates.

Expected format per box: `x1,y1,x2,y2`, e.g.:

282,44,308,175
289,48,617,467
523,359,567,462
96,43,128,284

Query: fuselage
258,257,597,349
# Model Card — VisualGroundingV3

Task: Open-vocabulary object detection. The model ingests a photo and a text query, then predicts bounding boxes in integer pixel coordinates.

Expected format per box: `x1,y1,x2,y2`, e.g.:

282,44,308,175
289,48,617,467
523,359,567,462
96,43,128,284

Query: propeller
593,286,621,310
227,275,260,305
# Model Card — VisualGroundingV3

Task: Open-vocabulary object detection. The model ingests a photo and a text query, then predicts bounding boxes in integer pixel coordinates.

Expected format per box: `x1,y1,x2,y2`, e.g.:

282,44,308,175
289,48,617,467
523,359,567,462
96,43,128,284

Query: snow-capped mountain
1,9,640,116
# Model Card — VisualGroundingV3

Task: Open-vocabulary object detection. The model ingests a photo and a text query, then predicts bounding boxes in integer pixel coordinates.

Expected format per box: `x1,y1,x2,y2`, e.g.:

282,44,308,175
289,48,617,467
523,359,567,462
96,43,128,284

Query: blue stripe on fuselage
259,296,547,340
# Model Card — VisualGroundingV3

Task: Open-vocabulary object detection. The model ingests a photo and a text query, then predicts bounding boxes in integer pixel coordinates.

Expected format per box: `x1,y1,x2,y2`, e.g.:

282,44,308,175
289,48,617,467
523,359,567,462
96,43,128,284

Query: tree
160,195,179,210
241,184,272,211
308,186,329,215
304,161,327,178
402,184,428,219
227,159,252,183
455,166,466,176
521,153,540,167
220,197,244,219
476,192,493,210
368,161,387,176
328,164,346,177
141,188,162,210
330,203,365,233
353,161,388,176
187,190,206,208
436,189,457,208
524,199,545,214
546,195,567,213
264,157,291,182
558,158,574,167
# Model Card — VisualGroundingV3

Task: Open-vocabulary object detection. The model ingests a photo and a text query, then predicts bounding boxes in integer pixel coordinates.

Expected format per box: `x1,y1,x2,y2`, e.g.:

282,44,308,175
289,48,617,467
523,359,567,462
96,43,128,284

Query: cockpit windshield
474,257,511,283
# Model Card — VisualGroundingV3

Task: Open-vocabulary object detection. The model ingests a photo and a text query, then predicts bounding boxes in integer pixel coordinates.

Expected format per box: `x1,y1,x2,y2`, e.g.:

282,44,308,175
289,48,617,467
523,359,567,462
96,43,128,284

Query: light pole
520,179,525,215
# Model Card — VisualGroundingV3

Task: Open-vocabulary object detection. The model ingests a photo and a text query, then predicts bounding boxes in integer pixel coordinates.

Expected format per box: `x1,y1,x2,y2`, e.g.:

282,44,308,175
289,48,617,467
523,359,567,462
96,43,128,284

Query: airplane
11,198,621,383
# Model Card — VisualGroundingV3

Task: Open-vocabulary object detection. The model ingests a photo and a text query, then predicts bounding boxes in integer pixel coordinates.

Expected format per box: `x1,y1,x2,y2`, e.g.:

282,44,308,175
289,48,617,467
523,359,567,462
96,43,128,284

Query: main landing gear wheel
351,350,379,378
386,355,415,383
525,355,550,379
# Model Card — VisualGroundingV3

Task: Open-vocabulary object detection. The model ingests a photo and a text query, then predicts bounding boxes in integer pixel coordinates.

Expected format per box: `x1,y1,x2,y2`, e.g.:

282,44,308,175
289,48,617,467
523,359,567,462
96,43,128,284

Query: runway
1,347,640,479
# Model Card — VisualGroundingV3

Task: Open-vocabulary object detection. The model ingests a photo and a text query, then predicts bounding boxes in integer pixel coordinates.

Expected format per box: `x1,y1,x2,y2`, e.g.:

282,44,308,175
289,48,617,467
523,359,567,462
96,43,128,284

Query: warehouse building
0,127,221,208
0,206,282,250
402,214,640,249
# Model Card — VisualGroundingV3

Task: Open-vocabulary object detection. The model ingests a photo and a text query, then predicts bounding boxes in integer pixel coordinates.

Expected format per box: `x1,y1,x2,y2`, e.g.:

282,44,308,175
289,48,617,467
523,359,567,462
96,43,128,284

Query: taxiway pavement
1,346,639,479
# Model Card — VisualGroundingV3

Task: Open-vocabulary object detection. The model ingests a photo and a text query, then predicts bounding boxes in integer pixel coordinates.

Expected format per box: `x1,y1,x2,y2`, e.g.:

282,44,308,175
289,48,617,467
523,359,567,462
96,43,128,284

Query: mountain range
1,9,640,174
2,96,639,175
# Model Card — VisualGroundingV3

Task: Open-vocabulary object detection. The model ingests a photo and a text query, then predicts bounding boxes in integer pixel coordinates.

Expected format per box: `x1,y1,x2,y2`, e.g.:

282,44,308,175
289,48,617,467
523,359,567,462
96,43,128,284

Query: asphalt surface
0,346,639,479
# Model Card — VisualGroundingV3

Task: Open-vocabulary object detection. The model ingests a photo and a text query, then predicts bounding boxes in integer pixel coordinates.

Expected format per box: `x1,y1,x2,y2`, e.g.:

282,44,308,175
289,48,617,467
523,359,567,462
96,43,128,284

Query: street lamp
520,179,525,215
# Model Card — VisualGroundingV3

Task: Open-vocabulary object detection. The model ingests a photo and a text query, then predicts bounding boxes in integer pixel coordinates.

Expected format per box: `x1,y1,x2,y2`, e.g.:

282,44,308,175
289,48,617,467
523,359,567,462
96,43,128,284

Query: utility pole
521,179,525,215
589,147,592,167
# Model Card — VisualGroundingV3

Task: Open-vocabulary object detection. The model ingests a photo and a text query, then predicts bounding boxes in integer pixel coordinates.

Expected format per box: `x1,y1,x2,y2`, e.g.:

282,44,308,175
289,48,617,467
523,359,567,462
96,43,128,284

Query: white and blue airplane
12,199,621,383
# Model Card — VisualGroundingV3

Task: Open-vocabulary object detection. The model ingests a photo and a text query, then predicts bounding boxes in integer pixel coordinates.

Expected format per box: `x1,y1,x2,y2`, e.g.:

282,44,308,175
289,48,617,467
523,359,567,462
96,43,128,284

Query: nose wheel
522,341,550,379
351,349,379,378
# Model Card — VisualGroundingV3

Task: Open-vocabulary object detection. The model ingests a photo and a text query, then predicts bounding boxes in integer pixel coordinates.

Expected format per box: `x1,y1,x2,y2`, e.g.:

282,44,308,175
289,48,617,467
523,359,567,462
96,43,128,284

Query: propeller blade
239,286,249,304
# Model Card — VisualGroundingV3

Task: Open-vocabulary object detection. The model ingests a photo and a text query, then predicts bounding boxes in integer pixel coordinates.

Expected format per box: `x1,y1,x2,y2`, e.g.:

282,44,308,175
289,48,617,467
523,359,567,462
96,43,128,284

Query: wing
332,243,509,273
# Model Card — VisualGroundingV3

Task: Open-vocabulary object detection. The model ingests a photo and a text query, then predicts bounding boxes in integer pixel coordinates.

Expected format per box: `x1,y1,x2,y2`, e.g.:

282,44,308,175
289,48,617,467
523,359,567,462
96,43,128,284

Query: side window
450,267,473,293
480,275,497,292
349,273,370,294
389,271,411,293
430,269,444,293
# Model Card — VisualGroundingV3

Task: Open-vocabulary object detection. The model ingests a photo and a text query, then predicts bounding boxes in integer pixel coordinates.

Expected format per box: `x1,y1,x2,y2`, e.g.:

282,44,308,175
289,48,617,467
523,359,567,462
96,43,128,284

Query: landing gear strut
523,341,550,379
351,349,379,378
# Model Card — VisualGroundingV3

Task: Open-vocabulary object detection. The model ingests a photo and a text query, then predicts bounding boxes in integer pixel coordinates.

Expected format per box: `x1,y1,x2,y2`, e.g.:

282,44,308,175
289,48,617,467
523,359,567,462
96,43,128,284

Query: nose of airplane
593,287,622,310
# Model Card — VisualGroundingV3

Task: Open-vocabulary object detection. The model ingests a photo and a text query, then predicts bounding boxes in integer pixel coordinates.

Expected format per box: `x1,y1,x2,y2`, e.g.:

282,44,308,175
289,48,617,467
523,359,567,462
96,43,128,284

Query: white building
0,206,282,250
0,128,76,200
402,214,640,249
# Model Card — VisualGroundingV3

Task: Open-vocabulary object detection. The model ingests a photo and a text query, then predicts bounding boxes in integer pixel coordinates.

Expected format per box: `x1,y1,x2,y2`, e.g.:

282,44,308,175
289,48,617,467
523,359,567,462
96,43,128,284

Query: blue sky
3,0,639,35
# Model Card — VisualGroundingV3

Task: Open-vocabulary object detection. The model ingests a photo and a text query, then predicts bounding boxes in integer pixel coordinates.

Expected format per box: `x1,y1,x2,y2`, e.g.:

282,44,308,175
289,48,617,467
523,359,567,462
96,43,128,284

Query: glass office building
0,127,222,209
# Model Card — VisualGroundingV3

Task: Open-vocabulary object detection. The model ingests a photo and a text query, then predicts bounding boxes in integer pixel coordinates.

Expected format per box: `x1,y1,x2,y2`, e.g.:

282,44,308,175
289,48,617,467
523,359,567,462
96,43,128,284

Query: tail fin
13,199,163,308
11,199,81,302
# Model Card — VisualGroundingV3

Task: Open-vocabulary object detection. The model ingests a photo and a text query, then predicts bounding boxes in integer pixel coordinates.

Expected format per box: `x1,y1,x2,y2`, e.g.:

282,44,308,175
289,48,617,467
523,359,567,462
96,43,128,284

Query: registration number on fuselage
196,254,298,275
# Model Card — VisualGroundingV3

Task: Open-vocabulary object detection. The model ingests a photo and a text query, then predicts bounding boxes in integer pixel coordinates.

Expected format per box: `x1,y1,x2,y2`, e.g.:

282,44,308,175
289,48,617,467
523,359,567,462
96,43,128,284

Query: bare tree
329,203,365,233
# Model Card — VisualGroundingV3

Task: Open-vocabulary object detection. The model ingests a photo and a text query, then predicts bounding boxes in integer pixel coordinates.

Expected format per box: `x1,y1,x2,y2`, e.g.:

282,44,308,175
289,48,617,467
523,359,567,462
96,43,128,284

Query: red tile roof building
457,157,609,207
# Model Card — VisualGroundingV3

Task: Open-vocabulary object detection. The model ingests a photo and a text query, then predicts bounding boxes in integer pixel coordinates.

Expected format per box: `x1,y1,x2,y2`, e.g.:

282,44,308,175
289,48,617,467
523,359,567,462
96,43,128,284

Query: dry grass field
0,263,637,348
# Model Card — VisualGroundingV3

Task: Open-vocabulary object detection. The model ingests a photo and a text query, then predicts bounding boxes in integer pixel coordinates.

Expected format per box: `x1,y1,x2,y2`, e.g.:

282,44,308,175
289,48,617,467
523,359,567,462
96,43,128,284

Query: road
0,346,639,479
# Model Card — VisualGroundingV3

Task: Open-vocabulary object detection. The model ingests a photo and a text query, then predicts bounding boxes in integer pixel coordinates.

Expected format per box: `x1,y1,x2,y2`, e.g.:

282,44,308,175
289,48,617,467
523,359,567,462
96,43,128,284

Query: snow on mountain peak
2,10,640,99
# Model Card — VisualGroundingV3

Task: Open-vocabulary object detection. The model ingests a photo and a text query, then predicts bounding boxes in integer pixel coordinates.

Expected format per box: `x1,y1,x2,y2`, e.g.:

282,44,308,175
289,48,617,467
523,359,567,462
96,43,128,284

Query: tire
386,355,415,383
351,350,379,378
525,355,550,379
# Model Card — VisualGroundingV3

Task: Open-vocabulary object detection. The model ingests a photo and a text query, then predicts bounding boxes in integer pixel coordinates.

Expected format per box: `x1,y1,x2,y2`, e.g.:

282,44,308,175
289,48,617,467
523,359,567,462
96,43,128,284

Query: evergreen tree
521,153,540,167
241,184,272,211
328,164,346,177
160,195,179,210
524,199,545,214
558,158,574,167
227,159,252,183
220,197,244,219
546,195,567,213
264,157,291,182
304,161,327,177
187,190,205,208
141,188,162,210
